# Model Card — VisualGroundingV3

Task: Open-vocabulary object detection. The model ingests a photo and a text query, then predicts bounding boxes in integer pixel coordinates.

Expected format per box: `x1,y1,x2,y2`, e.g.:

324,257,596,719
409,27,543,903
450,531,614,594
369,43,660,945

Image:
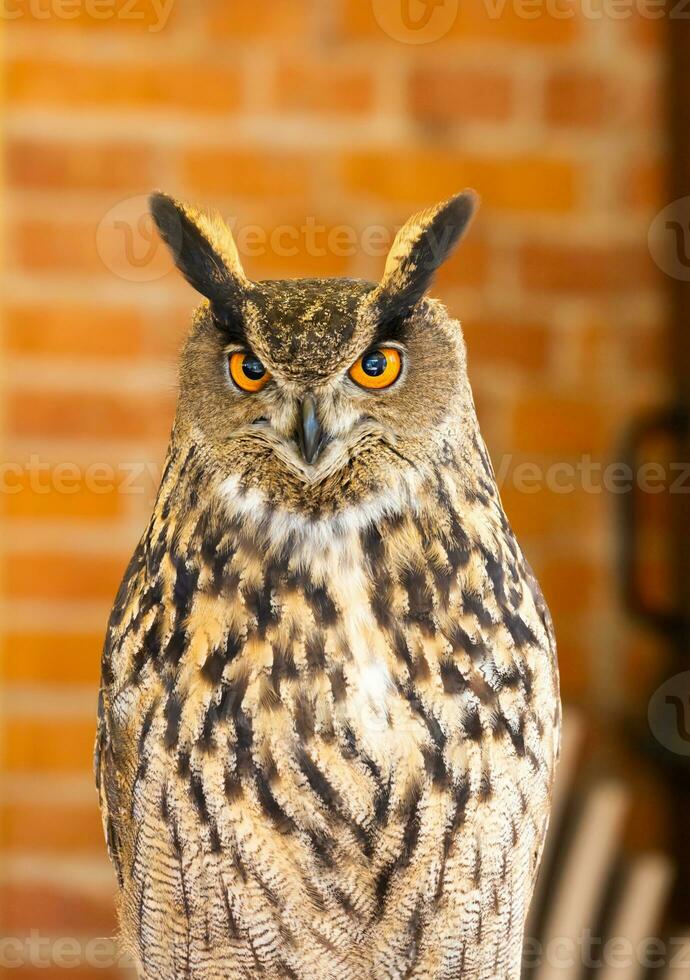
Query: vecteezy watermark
493,454,690,496
97,195,177,284
0,0,176,31
523,932,690,970
371,0,689,44
522,932,690,970
97,195,395,282
0,455,161,502
1,453,689,503
371,0,460,43
2,929,690,970
485,0,690,19
649,197,690,282
0,932,134,969
649,671,690,757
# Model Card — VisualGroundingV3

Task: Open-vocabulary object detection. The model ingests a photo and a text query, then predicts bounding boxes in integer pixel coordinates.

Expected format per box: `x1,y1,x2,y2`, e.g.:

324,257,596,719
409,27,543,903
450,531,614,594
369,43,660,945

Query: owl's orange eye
229,352,271,393
348,347,402,391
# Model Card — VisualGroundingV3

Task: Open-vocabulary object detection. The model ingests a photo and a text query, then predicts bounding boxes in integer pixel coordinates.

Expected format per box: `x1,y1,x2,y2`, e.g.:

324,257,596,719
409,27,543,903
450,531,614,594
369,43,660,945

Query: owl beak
298,393,323,465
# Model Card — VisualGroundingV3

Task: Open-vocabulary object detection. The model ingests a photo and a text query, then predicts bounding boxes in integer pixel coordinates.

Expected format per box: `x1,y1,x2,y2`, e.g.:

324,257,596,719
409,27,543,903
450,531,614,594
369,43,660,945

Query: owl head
151,190,478,519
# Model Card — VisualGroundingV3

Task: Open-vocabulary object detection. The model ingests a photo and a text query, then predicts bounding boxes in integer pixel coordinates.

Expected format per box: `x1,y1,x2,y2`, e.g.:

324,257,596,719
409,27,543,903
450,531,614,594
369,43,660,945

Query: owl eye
349,347,402,391
229,352,271,393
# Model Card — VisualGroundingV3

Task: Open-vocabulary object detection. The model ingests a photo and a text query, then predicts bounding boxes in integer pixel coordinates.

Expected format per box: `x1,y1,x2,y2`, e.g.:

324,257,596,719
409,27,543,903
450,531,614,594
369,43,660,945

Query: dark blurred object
618,8,690,922
619,406,688,638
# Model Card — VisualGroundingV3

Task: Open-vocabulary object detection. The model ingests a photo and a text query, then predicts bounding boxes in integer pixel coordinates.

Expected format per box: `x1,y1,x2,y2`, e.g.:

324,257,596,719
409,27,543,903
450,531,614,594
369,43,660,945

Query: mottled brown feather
97,194,559,980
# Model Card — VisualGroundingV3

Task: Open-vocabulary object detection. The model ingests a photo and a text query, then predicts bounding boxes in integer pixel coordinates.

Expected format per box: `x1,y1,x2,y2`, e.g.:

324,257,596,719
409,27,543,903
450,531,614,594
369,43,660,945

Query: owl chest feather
97,191,561,977
99,468,559,980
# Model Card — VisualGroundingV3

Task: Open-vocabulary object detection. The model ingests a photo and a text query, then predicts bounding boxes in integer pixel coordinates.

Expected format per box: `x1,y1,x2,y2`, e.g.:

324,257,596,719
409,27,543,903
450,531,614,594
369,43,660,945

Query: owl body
97,192,559,980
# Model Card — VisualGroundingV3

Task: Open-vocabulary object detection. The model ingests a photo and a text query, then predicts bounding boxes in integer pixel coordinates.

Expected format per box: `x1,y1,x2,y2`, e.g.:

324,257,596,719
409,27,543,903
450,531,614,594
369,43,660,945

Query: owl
96,189,560,980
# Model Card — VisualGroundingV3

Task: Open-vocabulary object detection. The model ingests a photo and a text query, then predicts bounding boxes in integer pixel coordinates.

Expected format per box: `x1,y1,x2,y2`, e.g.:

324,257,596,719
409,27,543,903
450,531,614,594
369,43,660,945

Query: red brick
545,68,614,127
234,212,487,284
520,242,659,293
625,631,671,707
0,474,122,521
273,59,374,115
408,67,514,124
13,211,177,284
624,159,664,211
6,389,175,441
552,621,592,702
463,318,551,372
435,237,489,289
5,302,145,359
7,553,126,602
4,0,181,33
14,219,101,276
0,633,102,685
569,319,615,378
500,483,600,539
538,556,603,617
628,318,668,374
241,226,353,280
629,5,666,48
637,549,674,615
510,394,614,454
8,58,242,114
625,74,664,130
0,801,104,853
0,717,98,773
182,149,313,199
341,0,579,45
571,317,668,383
0,882,116,935
139,304,193,357
342,151,577,213
206,0,311,38
232,205,388,279
449,0,581,44
7,139,153,192
13,216,179,284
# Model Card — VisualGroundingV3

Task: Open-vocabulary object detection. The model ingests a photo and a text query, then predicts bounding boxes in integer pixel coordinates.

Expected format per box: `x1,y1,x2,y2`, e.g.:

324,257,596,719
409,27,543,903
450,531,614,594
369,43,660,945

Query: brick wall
0,1,670,971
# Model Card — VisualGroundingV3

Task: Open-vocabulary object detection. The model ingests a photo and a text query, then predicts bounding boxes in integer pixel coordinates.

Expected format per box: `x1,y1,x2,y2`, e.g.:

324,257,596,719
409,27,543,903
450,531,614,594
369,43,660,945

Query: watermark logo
372,0,459,43
0,0,176,31
97,194,397,281
96,194,177,283
2,929,690,971
370,0,690,41
2,452,690,509
649,671,690,756
649,197,690,282
0,932,133,970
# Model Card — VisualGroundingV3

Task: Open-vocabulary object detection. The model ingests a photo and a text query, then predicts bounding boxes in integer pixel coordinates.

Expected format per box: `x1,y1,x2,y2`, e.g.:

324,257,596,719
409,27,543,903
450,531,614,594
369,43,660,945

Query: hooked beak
298,393,324,465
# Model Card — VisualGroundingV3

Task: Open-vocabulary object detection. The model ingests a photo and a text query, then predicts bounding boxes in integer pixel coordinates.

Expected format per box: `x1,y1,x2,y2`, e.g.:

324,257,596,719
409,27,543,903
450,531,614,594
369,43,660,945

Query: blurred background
0,1,688,977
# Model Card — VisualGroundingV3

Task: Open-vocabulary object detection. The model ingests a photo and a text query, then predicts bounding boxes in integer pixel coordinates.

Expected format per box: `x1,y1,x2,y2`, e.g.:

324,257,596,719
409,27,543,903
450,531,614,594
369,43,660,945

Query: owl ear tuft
149,192,248,315
373,190,478,321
